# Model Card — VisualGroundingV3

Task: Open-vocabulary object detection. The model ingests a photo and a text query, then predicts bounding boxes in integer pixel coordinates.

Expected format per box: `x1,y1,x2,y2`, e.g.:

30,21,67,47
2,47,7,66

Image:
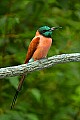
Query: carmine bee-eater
11,26,62,109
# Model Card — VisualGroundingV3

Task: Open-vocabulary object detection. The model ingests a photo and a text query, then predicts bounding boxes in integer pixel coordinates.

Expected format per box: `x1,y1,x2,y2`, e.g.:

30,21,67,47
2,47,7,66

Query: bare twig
0,53,80,79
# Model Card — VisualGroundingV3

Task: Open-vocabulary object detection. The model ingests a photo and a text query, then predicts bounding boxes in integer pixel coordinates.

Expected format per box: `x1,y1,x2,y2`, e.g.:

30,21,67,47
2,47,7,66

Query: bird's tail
10,74,26,109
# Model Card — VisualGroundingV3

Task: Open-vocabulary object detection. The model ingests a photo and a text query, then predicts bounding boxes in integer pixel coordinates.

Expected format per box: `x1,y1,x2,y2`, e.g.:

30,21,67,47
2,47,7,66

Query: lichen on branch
0,53,80,79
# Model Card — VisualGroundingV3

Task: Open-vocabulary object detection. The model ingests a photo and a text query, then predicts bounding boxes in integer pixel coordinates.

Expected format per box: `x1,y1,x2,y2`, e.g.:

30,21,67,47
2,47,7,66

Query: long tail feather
10,75,26,109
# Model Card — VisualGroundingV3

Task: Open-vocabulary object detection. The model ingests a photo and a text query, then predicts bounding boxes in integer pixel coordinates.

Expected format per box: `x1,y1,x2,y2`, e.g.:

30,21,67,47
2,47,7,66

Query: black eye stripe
42,29,51,33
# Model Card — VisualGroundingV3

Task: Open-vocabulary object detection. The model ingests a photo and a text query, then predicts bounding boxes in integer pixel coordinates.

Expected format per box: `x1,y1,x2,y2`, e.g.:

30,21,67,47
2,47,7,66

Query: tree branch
0,53,80,79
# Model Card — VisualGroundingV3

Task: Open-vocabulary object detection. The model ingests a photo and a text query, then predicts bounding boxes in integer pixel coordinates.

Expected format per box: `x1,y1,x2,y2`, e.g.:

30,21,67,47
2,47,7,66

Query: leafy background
0,0,80,120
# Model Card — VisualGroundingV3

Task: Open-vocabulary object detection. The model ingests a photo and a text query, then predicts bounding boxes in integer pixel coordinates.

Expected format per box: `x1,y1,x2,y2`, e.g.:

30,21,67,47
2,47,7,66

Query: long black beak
50,26,62,31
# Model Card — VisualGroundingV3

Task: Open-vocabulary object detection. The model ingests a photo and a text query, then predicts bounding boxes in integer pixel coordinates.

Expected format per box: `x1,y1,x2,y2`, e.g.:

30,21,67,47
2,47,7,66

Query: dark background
0,0,80,120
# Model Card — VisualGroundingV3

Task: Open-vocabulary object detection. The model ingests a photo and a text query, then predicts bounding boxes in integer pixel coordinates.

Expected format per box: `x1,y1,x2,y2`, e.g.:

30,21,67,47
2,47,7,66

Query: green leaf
8,76,19,89
27,113,39,120
30,88,41,102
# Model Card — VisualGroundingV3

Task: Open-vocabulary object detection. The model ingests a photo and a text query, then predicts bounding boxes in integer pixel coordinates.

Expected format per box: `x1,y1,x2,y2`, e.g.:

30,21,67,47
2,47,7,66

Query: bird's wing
11,36,40,109
24,36,40,63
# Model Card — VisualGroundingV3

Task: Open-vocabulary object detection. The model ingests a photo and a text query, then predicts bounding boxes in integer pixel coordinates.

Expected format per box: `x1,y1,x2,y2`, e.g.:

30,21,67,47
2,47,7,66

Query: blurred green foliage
0,0,80,120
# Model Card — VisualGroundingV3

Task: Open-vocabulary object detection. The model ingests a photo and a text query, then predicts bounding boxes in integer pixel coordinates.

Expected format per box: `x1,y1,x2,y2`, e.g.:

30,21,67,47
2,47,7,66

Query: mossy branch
0,53,80,79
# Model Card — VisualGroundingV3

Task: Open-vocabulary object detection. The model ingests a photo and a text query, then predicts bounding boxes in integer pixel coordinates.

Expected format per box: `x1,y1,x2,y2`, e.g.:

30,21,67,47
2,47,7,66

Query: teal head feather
38,26,52,38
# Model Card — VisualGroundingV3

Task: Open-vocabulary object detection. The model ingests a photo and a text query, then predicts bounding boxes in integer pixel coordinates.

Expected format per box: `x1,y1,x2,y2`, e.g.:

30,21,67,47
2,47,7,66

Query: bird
10,26,62,109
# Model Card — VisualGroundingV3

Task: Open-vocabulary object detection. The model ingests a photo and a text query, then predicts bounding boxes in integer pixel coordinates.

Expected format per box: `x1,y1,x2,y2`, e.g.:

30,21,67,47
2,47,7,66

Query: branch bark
0,53,80,79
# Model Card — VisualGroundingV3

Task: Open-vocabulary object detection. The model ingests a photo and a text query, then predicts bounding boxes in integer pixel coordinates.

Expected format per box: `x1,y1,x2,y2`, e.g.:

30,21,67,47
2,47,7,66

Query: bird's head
38,26,62,38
